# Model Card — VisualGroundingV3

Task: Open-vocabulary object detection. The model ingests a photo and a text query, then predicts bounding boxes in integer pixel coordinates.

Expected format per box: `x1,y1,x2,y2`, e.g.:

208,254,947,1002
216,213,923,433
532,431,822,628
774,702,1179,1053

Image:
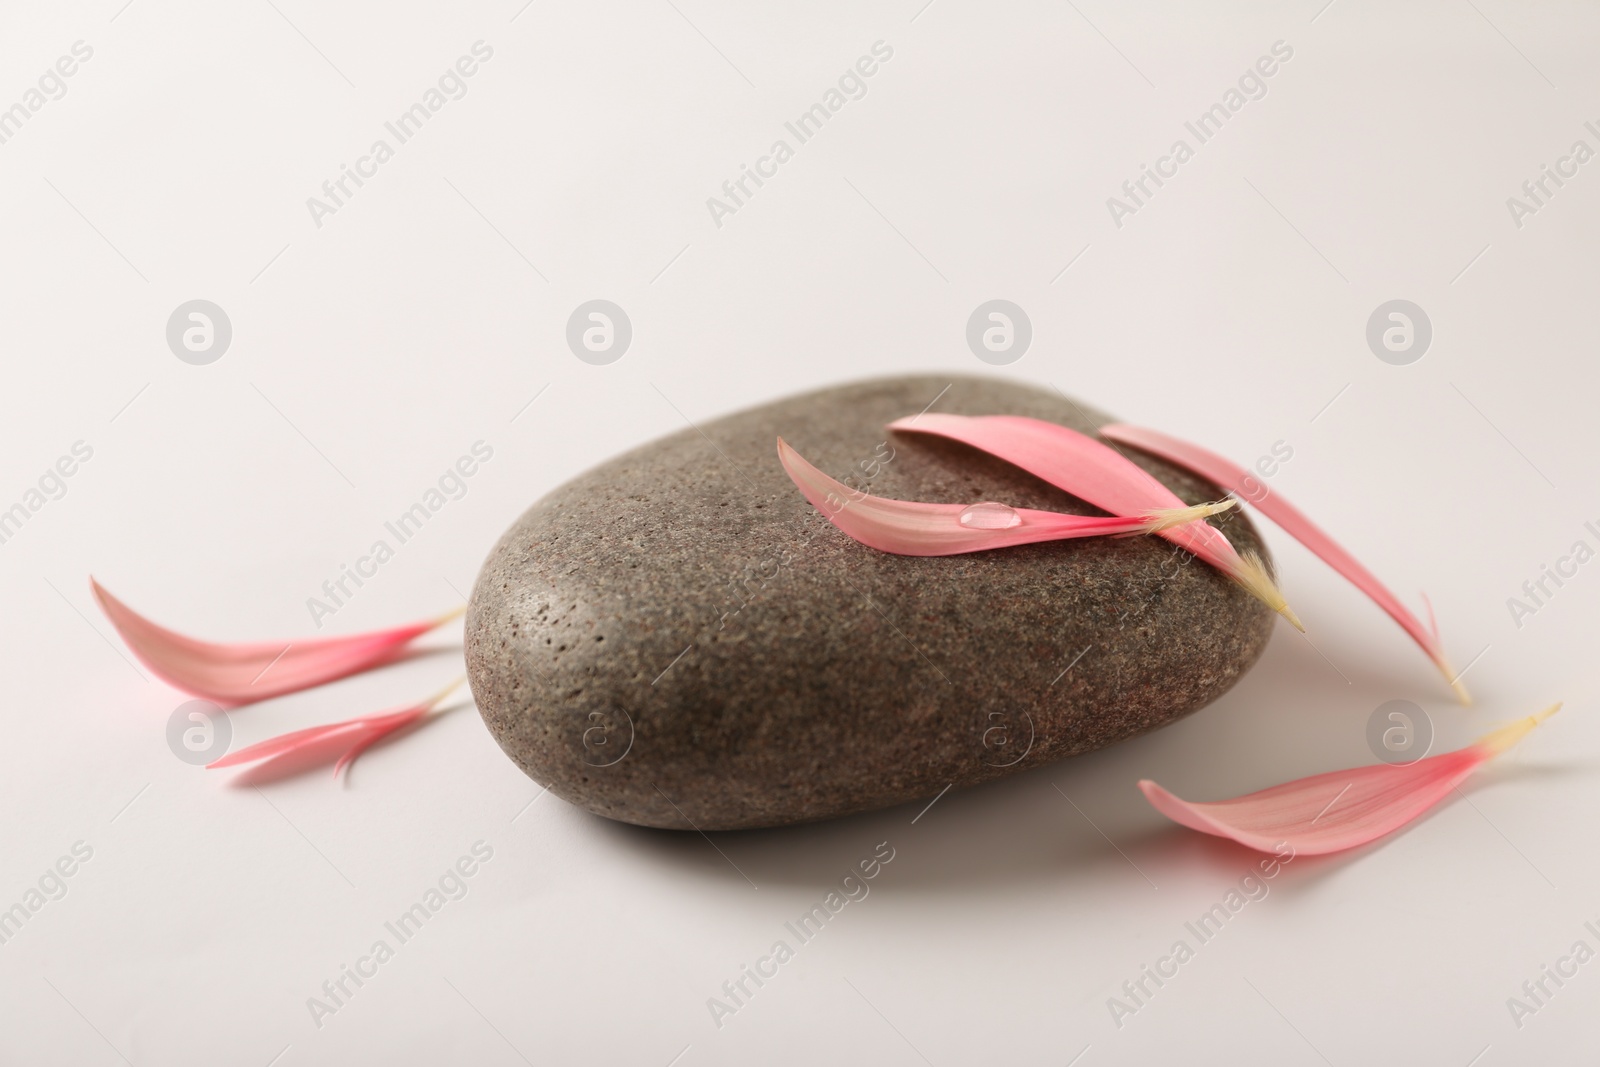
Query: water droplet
958,502,1022,530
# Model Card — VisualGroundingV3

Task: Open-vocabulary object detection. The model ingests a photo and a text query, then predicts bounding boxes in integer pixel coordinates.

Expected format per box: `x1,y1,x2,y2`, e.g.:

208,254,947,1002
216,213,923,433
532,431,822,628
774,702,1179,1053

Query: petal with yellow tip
1139,705,1560,855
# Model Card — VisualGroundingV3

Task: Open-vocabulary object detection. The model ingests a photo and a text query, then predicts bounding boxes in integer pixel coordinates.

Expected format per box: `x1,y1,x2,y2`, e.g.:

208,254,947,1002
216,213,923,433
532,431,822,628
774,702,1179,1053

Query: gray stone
465,375,1275,830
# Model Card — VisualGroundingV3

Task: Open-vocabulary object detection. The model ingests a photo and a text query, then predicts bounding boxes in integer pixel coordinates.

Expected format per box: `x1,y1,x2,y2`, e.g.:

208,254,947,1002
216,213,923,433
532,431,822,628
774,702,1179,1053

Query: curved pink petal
1140,705,1558,855
1101,422,1468,702
887,414,1298,627
206,718,372,767
90,578,462,706
778,438,1228,556
209,680,462,778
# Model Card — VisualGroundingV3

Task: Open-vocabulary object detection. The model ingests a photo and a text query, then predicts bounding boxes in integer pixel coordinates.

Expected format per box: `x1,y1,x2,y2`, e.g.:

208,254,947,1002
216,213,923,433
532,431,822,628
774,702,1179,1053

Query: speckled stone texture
465,376,1275,830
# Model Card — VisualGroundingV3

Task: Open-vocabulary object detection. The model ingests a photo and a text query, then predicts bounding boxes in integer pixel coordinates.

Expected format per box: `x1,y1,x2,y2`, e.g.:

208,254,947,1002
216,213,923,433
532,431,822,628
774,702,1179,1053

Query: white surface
2,1,1598,1064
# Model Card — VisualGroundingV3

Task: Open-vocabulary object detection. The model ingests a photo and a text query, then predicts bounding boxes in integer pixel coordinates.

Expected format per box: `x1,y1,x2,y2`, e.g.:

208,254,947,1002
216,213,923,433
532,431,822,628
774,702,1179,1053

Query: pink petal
887,414,1299,627
1140,705,1559,855
1101,422,1468,702
90,578,462,706
778,438,1228,556
208,679,463,778
205,718,372,767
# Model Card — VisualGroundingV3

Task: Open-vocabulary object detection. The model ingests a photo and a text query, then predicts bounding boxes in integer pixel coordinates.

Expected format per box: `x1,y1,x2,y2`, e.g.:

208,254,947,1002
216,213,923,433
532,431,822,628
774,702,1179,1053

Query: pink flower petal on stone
886,414,1299,628
1139,704,1559,855
1101,422,1469,702
778,438,1233,556
90,577,462,707
208,679,464,779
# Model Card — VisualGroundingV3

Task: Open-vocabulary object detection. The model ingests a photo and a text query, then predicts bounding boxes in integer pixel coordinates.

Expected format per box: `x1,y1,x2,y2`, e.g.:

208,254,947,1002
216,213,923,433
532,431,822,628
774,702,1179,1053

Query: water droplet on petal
958,502,1022,530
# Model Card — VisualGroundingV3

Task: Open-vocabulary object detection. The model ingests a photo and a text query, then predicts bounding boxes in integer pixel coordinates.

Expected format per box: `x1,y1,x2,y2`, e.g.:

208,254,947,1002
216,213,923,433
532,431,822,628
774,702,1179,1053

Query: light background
2,0,1598,1063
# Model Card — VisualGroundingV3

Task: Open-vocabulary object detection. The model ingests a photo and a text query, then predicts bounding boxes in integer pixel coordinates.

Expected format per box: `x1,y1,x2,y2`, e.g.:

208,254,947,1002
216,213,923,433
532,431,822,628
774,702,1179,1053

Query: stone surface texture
465,375,1276,830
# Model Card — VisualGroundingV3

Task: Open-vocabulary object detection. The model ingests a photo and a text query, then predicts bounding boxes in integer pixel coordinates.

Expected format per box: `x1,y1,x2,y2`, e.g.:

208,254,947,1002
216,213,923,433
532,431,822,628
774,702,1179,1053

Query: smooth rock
465,375,1275,830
